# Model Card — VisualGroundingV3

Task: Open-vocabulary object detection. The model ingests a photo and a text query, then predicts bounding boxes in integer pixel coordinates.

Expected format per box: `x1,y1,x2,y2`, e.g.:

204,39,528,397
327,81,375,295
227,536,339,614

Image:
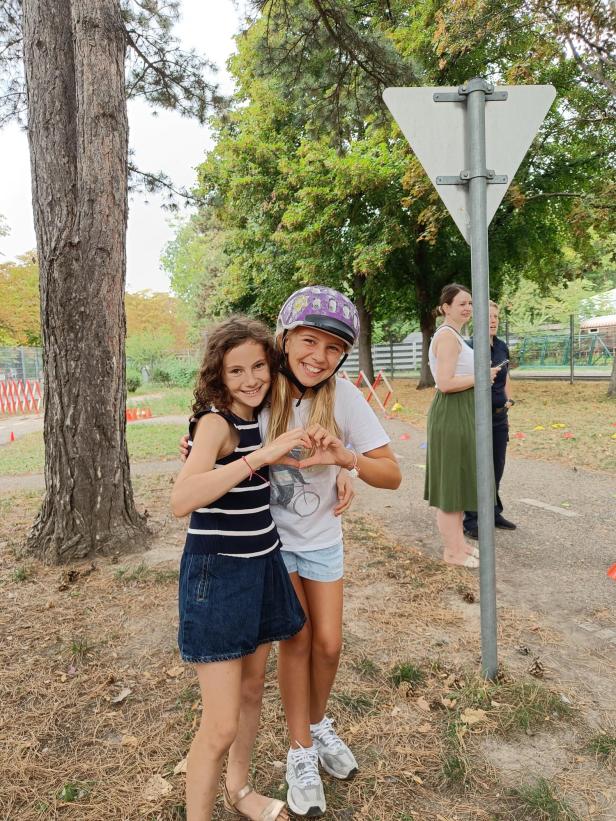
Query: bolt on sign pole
383,79,556,680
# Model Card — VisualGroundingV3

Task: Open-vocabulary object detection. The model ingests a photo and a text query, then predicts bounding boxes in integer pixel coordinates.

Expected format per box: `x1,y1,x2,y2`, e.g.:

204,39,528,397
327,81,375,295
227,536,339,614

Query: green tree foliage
169,0,614,385
126,329,175,371
501,276,613,334
160,208,228,332
0,252,40,345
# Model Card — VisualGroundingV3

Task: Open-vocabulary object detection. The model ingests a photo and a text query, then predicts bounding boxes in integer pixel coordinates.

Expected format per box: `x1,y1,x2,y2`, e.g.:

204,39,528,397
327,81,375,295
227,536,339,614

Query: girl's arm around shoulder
171,414,247,518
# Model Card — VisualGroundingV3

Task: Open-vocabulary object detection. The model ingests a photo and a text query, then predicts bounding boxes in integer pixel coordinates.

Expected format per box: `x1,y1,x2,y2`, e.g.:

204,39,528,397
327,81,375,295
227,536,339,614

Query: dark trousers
463,411,509,530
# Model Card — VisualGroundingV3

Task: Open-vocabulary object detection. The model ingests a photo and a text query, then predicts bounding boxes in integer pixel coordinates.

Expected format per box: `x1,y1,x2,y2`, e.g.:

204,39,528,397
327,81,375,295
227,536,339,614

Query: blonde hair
489,300,499,310
267,331,342,443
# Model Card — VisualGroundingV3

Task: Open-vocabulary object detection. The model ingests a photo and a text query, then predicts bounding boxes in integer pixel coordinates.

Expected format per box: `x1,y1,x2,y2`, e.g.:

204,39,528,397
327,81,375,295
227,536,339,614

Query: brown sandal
223,783,287,821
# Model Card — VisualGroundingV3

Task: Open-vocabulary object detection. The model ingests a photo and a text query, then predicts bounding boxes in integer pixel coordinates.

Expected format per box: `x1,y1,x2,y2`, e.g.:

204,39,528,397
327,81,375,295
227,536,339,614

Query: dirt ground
1,407,615,819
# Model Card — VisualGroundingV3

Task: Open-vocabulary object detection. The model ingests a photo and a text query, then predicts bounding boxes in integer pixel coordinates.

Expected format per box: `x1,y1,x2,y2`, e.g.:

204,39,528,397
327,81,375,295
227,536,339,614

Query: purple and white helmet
276,286,360,349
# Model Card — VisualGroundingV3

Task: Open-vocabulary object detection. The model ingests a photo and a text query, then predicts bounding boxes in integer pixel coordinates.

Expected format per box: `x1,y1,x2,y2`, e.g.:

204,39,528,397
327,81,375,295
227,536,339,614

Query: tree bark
22,0,147,563
609,351,616,397
413,245,435,389
417,311,436,389
353,275,374,383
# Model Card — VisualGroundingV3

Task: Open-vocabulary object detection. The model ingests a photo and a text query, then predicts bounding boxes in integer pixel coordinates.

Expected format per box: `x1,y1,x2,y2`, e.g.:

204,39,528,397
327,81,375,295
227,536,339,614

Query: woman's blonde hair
267,330,342,442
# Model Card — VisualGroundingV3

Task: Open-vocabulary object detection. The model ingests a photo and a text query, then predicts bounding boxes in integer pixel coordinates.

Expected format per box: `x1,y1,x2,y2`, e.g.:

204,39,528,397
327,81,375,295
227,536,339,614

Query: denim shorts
178,549,306,664
281,542,344,582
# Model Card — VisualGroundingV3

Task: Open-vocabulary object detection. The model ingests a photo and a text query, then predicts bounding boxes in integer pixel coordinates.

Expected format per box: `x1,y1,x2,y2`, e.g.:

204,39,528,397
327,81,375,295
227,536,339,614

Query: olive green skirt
424,388,478,512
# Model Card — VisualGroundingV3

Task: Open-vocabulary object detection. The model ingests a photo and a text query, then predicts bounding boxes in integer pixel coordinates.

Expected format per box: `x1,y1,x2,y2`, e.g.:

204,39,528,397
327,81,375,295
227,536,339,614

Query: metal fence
0,327,612,389
343,340,423,377
0,346,44,382
512,331,613,368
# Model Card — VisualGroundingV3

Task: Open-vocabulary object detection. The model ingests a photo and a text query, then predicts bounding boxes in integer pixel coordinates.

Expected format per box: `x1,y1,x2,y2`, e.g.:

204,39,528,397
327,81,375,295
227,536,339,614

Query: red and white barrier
340,370,399,416
0,380,43,415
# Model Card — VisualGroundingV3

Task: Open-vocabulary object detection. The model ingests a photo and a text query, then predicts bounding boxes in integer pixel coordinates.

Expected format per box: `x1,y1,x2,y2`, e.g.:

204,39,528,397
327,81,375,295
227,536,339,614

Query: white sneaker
286,745,326,817
310,716,359,780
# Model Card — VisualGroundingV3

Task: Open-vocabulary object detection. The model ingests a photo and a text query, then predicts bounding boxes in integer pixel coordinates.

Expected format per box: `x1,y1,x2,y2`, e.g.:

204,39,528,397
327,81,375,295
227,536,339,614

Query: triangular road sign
383,85,556,243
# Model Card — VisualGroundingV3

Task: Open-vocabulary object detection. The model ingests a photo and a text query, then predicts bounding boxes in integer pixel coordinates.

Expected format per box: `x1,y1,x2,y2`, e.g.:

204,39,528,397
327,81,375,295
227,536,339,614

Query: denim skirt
178,548,306,664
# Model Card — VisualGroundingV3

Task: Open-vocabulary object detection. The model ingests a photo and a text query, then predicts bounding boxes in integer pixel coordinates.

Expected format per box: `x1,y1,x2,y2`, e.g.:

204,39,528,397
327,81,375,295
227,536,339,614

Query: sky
0,0,242,293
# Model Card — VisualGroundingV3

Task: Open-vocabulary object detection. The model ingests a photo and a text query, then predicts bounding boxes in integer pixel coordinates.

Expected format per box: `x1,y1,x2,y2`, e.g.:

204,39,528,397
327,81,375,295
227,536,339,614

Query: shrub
151,358,198,387
126,370,141,392
151,366,172,384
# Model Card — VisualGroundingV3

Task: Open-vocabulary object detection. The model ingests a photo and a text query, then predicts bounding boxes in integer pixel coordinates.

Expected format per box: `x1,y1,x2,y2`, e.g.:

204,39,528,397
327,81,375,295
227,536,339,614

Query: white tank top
428,325,474,389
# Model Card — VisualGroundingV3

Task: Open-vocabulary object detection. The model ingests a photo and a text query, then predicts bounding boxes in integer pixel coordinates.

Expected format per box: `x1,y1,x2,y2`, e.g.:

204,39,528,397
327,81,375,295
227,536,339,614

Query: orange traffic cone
607,563,616,580
144,407,152,419
9,431,15,442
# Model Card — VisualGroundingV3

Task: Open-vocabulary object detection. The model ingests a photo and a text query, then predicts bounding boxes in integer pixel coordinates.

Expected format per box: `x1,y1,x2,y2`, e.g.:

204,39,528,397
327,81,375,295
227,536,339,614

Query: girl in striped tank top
172,316,308,821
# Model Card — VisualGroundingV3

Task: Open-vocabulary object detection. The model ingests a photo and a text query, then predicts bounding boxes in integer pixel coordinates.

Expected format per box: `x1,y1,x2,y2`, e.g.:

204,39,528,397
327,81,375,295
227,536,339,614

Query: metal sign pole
383,80,556,682
466,79,499,679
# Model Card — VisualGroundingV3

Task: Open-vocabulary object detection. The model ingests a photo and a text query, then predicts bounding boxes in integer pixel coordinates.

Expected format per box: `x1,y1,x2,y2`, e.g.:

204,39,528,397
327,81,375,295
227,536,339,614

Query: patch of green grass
57,781,91,803
0,423,185,477
129,386,192,417
439,674,573,794
352,656,380,679
588,732,616,759
114,562,178,585
390,662,424,688
441,753,468,785
0,431,45,475
12,564,31,582
447,677,572,737
333,691,376,716
126,423,187,461
176,684,200,707
70,636,93,661
509,778,579,820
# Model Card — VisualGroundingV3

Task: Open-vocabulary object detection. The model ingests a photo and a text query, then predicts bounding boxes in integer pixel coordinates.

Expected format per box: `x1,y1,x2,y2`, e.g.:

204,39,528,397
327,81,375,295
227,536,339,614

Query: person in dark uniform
463,301,517,538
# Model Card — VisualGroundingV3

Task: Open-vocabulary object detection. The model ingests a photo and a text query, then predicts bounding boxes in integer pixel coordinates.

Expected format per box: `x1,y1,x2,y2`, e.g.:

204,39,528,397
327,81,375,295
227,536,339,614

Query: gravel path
355,415,616,634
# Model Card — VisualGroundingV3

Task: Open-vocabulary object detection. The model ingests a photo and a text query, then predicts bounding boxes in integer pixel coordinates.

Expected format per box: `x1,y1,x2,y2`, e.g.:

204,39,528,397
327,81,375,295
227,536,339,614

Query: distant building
580,314,616,348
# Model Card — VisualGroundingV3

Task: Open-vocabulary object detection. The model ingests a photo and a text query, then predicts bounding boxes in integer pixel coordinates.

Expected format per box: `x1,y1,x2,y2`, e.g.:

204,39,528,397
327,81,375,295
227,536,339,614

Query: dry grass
384,379,616,472
0,483,613,819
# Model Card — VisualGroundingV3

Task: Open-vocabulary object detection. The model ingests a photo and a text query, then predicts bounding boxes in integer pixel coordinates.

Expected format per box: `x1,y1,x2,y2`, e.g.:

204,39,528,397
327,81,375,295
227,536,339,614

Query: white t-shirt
258,377,390,552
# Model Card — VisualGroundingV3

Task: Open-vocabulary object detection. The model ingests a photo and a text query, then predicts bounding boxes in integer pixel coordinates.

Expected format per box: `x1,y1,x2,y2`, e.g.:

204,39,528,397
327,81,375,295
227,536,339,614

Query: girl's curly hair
192,316,279,416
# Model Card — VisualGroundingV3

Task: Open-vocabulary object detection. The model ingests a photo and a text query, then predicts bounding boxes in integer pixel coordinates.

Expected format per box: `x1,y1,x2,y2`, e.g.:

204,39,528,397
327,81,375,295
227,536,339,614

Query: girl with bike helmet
261,286,401,817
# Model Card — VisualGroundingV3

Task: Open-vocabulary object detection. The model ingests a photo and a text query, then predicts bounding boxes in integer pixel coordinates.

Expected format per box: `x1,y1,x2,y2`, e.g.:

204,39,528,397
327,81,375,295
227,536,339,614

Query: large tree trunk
23,0,147,563
609,351,616,397
353,275,374,384
413,247,435,390
417,311,436,389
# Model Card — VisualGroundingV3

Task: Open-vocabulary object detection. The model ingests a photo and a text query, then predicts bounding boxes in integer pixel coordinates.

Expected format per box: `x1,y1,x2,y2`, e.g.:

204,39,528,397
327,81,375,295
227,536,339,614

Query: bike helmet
276,286,360,349
276,286,360,403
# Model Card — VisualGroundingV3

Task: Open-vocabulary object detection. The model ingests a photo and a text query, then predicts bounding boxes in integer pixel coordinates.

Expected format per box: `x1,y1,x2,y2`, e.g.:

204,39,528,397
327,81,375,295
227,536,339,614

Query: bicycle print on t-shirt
269,447,321,518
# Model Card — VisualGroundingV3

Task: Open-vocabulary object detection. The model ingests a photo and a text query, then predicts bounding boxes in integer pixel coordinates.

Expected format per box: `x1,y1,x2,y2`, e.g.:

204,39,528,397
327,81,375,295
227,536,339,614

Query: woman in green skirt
424,284,500,567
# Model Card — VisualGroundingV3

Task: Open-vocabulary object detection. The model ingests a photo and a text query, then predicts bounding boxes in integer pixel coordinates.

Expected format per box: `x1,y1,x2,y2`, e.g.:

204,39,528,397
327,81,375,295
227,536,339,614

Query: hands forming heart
294,424,351,470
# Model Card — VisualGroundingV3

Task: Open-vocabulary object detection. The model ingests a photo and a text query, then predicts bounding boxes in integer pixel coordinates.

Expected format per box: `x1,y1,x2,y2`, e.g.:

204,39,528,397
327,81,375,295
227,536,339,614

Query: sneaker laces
310,717,345,752
290,743,321,788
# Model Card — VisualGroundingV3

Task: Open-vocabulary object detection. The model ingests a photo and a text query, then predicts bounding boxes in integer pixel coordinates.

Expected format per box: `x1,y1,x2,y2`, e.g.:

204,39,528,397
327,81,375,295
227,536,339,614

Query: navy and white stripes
183,409,280,558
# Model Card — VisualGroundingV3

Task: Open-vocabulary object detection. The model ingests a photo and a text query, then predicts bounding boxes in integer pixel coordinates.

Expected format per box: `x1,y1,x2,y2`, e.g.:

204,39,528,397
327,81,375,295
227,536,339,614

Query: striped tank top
183,409,281,558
